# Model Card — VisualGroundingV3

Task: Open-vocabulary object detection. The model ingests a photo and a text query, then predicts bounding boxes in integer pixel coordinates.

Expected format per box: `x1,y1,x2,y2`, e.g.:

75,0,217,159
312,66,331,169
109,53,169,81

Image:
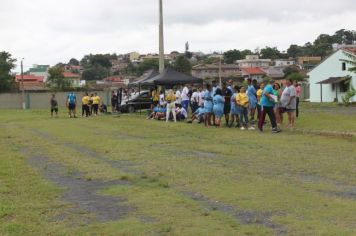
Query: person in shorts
66,92,77,118
50,94,58,118
280,79,297,128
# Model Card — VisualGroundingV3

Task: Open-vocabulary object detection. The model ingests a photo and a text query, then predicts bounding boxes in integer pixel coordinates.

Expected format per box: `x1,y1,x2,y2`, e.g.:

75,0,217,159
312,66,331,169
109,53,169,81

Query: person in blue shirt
247,78,257,122
203,84,213,127
213,88,225,127
258,80,280,133
66,92,77,118
229,85,240,128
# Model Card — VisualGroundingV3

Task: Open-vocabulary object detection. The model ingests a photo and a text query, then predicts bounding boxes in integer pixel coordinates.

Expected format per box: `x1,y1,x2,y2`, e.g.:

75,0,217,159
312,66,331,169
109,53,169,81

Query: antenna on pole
159,0,165,73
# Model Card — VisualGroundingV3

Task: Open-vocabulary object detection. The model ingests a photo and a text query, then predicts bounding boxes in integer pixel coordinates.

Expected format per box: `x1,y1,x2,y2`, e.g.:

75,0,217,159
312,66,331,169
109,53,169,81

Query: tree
287,44,303,58
173,56,192,75
0,51,16,92
240,49,253,58
82,66,109,81
260,47,281,59
137,59,160,75
68,58,79,66
223,49,243,64
47,67,72,91
283,65,300,77
286,72,305,82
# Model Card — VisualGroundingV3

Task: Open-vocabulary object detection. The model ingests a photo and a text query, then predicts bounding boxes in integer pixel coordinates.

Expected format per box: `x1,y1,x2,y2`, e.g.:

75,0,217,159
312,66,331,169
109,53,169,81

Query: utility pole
159,0,165,73
219,56,222,88
21,59,25,109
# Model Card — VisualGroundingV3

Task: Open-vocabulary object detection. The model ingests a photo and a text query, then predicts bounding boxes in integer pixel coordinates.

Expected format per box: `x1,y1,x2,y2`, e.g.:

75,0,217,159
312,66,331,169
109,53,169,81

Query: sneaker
272,128,281,133
240,127,245,130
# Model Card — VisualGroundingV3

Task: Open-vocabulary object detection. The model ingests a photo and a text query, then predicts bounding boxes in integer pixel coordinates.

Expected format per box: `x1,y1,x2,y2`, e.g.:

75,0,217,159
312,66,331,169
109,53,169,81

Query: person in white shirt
175,88,182,105
176,104,188,121
159,91,166,107
181,84,190,113
190,89,199,113
198,87,204,107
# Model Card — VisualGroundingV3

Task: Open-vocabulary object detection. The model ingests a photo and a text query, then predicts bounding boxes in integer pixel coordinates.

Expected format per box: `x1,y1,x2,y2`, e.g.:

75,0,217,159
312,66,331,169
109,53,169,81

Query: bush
342,85,356,106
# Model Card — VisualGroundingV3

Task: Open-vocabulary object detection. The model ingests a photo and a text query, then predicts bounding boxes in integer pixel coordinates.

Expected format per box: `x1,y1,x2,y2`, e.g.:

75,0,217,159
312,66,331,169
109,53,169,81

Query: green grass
0,103,356,235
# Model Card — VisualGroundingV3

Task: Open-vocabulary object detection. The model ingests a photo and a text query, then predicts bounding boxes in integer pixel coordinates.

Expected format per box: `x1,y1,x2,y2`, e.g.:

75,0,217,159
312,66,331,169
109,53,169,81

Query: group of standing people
149,78,301,133
50,92,106,118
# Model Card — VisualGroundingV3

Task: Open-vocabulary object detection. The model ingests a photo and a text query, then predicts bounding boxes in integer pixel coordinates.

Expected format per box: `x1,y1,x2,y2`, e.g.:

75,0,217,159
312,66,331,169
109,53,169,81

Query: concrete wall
0,91,112,109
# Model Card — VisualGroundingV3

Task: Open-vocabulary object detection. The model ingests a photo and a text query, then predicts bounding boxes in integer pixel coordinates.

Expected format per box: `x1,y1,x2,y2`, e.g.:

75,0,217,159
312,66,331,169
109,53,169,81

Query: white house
237,55,271,68
274,59,295,67
308,49,356,103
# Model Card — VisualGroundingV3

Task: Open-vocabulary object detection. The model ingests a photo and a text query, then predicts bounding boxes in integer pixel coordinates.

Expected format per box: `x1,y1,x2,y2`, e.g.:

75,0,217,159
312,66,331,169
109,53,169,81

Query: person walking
181,84,190,114
258,80,281,133
280,79,297,128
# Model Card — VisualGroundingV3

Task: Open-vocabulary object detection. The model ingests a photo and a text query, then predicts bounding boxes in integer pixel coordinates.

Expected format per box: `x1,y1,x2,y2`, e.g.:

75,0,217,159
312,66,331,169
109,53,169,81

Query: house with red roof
241,67,266,81
63,72,81,87
15,74,47,91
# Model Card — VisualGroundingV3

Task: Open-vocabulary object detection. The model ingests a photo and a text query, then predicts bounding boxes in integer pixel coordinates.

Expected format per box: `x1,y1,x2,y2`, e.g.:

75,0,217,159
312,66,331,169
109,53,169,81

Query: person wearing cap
258,79,281,133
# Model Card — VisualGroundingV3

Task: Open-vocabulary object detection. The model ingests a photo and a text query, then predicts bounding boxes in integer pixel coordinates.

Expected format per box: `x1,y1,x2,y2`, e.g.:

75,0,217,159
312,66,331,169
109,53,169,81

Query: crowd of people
147,79,301,133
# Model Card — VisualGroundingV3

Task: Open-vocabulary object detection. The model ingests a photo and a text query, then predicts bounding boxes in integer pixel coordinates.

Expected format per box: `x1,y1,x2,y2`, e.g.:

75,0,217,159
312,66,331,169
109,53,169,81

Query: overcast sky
1,0,355,71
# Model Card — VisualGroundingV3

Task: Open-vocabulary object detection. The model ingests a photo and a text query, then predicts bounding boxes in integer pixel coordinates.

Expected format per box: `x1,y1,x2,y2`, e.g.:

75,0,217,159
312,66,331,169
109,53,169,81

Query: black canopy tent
150,67,203,86
140,68,203,87
129,69,159,87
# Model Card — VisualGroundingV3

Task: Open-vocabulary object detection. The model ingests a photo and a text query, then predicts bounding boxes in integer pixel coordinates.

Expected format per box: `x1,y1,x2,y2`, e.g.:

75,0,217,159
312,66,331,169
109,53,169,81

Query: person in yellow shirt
256,82,265,121
165,90,177,122
92,92,101,115
236,86,253,130
151,88,159,107
81,92,90,117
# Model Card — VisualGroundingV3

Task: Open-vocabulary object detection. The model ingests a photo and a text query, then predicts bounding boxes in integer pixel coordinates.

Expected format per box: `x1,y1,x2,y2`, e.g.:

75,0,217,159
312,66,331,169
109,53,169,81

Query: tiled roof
343,48,356,55
15,74,44,82
63,72,80,78
242,67,266,75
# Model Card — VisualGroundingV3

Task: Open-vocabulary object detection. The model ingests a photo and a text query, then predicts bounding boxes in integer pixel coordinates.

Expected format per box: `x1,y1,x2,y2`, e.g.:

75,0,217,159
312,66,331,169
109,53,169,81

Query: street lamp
20,58,25,109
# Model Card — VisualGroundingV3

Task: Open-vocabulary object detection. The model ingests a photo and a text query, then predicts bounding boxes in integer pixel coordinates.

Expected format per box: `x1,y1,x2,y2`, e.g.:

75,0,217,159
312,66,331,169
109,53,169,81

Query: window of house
342,62,346,71
339,80,349,92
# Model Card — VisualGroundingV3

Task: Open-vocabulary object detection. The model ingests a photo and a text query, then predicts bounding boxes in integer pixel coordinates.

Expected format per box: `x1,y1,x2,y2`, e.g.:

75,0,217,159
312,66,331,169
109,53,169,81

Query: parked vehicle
119,91,151,113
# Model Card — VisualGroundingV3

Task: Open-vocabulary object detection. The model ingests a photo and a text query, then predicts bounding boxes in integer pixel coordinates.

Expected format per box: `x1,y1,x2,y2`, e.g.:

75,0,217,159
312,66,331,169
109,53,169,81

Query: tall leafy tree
287,44,303,58
47,67,72,91
260,47,281,59
223,49,243,64
0,51,16,92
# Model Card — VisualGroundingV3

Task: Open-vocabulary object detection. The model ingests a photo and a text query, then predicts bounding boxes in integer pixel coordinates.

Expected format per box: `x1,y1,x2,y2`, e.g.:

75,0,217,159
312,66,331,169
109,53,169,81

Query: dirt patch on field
26,153,132,223
182,191,286,235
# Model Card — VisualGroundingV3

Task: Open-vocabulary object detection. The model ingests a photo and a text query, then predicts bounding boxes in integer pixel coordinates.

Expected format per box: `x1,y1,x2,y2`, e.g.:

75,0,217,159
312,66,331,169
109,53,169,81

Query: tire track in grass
23,149,131,224
181,191,287,236
30,127,290,234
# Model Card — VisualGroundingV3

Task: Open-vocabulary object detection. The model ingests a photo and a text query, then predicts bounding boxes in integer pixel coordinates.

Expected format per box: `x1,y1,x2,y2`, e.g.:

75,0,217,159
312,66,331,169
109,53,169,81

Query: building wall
308,50,356,103
0,91,111,109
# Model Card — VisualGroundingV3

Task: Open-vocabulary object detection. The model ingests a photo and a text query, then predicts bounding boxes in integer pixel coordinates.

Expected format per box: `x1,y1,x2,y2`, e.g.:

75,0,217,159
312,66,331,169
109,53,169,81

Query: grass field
0,103,356,235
